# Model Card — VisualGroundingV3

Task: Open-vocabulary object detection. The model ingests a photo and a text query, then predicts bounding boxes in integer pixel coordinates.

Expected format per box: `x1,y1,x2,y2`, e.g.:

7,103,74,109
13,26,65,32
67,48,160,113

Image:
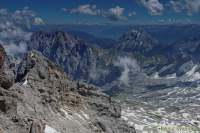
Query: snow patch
184,65,200,81
121,116,128,121
22,79,28,86
189,72,200,81
182,113,190,118
45,125,60,133
128,121,134,126
151,72,176,79
80,111,90,120
185,65,198,77
157,108,165,113
60,108,73,120
134,124,145,131
74,113,86,121
152,72,160,79
165,73,176,79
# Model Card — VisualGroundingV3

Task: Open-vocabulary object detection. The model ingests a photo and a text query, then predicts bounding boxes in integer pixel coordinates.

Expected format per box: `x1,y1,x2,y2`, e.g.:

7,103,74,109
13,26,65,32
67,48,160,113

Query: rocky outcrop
28,31,122,88
0,47,135,133
116,29,159,54
28,31,97,81
0,44,15,89
143,35,200,78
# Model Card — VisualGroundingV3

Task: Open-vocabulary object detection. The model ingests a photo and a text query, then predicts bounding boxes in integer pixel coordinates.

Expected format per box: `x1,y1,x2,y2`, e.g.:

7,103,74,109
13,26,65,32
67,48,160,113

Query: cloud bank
140,0,164,15
62,5,127,21
170,0,200,15
0,7,45,55
139,0,200,16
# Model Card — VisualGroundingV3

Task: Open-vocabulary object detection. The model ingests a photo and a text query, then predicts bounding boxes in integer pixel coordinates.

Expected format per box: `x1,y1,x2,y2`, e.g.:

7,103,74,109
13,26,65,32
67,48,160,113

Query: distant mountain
68,30,117,49
164,36,200,61
27,29,200,96
25,30,165,97
116,29,159,54
148,35,200,77
134,24,200,44
28,31,98,80
28,31,122,88
32,24,200,44
27,25,200,132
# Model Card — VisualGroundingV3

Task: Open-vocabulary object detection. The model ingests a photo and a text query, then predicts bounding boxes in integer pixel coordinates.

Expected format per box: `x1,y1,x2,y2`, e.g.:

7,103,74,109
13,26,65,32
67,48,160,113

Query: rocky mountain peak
0,48,135,133
122,29,143,39
31,31,80,47
28,31,98,81
117,29,159,53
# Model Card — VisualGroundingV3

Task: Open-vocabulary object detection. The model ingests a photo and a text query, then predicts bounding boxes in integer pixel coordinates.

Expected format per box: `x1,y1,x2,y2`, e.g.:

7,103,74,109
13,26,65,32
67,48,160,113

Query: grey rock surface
116,29,159,54
0,47,135,133
0,44,15,89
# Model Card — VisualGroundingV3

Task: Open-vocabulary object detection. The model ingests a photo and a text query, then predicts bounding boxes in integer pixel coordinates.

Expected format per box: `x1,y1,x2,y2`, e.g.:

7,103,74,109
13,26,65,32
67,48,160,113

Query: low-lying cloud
2,41,27,55
0,7,45,55
115,57,140,86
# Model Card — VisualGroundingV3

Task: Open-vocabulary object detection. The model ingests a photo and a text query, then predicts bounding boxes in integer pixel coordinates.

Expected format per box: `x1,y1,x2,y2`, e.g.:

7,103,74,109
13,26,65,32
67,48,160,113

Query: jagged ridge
0,45,135,133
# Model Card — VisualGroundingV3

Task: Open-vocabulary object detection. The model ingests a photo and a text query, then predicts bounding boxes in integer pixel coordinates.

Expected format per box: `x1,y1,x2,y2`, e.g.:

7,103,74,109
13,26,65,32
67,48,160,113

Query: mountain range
0,44,135,133
27,28,200,92
1,24,200,132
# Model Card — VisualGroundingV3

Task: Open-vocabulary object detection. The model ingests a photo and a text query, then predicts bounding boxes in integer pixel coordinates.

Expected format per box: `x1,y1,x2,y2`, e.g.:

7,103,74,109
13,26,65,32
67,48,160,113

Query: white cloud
170,0,184,13
0,21,32,41
186,0,200,15
63,5,128,21
107,6,127,21
33,17,45,25
70,4,100,16
0,7,44,55
115,57,140,86
3,42,27,55
170,0,200,15
140,0,164,15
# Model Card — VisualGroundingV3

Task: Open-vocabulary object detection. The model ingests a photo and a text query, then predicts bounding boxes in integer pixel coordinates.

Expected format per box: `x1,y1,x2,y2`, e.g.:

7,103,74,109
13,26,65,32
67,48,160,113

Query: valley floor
121,86,200,133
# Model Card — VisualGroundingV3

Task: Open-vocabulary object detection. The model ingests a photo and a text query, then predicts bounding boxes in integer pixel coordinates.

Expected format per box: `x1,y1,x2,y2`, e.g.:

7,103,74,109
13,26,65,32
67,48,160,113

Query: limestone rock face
0,45,6,68
0,44,15,89
28,31,121,88
0,50,135,133
116,30,159,54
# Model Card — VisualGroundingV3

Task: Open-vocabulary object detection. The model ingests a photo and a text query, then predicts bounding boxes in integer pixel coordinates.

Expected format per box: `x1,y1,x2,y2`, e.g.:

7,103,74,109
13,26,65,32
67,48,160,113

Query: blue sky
0,0,200,25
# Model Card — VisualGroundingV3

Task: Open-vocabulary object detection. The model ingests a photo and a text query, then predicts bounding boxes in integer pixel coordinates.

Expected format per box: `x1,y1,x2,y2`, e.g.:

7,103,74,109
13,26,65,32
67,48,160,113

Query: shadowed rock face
28,31,122,87
0,45,6,68
28,31,95,81
0,45,14,89
0,49,135,133
116,30,159,54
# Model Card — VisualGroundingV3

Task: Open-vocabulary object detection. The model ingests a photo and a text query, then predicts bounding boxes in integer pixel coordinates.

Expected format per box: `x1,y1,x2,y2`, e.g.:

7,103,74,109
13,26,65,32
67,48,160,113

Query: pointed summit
116,29,159,53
